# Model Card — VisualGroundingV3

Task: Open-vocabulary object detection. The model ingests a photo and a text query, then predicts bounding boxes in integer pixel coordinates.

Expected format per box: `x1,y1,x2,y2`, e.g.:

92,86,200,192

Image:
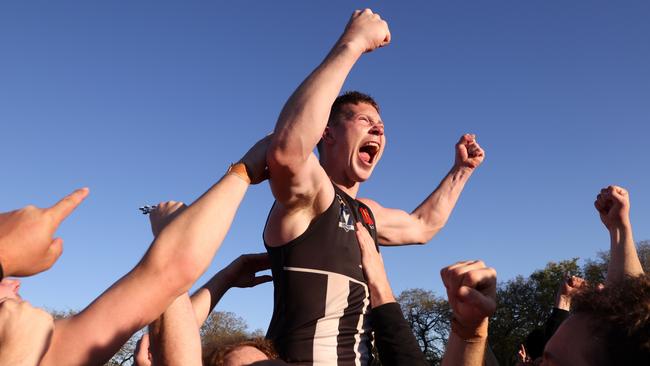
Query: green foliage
397,288,451,365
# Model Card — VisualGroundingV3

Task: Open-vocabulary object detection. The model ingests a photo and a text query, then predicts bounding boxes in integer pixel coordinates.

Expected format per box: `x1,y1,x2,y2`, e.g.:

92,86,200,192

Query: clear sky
2,1,649,332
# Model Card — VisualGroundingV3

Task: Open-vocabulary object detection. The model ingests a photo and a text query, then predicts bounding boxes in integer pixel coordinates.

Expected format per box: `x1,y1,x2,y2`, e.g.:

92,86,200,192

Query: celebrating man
264,9,485,364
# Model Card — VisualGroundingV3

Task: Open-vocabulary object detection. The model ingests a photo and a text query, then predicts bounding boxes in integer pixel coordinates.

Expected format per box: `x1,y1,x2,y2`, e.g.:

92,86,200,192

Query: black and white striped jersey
265,184,378,365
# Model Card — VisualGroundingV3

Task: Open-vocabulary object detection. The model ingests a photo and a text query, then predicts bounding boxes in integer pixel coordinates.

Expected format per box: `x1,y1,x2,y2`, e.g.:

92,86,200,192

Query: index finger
48,188,90,223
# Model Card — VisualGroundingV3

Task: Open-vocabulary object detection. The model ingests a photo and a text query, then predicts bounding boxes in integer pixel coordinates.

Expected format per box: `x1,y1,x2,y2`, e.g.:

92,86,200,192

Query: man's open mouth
359,141,380,165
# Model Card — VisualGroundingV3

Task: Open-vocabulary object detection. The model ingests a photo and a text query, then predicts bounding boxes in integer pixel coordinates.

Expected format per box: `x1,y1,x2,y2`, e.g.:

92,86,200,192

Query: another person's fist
339,9,391,54
149,201,187,237
0,299,54,366
0,188,89,277
594,185,630,230
555,275,587,311
440,260,496,338
455,134,485,170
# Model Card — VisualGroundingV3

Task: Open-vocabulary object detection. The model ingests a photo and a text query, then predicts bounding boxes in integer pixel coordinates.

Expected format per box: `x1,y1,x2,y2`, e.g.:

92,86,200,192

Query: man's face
541,314,601,366
0,278,21,300
327,102,386,183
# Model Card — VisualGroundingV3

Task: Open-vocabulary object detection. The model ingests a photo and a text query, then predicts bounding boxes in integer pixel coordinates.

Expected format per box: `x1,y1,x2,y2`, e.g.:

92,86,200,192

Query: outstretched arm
594,185,644,284
267,9,390,213
361,134,485,245
440,260,497,366
42,136,271,366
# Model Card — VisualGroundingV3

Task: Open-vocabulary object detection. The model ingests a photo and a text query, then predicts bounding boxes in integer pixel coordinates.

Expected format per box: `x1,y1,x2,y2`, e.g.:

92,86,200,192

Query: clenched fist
455,134,485,170
149,201,187,237
440,260,496,339
594,185,631,231
338,9,391,54
0,188,89,277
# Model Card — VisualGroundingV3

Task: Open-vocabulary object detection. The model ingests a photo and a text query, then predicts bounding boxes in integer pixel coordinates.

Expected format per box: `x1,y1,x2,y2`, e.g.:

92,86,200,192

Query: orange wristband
227,162,251,184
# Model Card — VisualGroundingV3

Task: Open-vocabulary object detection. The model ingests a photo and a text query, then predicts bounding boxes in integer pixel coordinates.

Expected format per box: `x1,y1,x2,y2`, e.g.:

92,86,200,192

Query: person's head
542,274,650,365
0,278,21,300
524,328,545,361
205,338,279,366
317,91,385,185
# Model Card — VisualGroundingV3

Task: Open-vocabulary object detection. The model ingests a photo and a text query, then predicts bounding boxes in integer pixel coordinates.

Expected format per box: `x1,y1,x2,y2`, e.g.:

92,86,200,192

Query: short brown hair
204,337,278,366
571,274,650,365
317,91,380,156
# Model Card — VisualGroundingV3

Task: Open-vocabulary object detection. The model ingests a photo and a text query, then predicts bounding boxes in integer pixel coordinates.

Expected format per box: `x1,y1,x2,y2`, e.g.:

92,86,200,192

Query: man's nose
369,124,384,136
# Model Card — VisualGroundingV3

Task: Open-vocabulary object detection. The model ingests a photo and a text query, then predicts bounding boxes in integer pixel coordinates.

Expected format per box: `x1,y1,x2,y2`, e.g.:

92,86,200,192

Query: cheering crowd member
264,8,484,364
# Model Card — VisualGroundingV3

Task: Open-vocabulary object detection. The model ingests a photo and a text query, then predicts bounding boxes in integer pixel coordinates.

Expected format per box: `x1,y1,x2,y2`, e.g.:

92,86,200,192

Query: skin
0,188,88,277
554,275,586,311
0,298,54,366
144,196,273,366
440,260,497,366
0,278,21,300
265,8,484,251
541,185,645,365
34,136,271,366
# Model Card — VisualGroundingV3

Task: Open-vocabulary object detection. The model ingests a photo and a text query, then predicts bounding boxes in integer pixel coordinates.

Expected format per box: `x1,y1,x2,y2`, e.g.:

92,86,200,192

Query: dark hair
317,91,380,157
204,337,278,366
571,274,650,365
524,328,545,359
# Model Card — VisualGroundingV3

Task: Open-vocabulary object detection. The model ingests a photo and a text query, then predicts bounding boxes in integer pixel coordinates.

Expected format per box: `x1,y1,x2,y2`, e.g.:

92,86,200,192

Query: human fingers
47,188,89,224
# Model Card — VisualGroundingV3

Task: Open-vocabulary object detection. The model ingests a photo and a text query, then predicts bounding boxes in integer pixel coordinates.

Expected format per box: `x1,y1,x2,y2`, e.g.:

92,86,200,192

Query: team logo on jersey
359,207,375,230
337,194,355,232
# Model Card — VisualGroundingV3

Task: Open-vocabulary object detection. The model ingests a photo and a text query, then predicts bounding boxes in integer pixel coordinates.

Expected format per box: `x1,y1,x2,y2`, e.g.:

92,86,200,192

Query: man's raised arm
267,9,390,209
594,185,644,284
361,134,485,245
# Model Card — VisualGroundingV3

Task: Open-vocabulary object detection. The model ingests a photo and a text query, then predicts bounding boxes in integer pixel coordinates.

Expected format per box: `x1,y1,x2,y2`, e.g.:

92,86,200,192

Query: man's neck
321,156,361,198
333,180,360,198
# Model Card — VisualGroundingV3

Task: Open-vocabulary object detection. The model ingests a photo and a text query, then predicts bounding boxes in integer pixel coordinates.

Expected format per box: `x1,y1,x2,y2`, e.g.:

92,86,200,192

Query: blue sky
1,1,648,331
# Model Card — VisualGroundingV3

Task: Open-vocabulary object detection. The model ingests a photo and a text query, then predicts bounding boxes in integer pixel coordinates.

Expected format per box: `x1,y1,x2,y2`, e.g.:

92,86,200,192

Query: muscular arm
148,294,202,366
266,10,390,235
41,137,270,366
361,135,484,246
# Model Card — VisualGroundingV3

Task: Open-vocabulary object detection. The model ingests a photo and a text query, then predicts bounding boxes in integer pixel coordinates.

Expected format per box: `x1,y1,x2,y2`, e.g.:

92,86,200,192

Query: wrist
555,296,571,311
368,281,395,308
451,317,488,342
332,40,365,58
227,162,251,184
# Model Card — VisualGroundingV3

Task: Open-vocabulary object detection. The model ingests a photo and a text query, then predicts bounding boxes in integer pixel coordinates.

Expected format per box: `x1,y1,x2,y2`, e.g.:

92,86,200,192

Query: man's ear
322,126,335,145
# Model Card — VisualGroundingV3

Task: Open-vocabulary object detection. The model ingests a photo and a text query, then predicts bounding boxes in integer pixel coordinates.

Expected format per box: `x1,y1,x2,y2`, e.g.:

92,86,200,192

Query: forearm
372,302,428,366
144,174,248,290
270,42,362,162
442,320,488,366
190,271,231,326
412,166,473,241
607,223,644,284
149,293,202,366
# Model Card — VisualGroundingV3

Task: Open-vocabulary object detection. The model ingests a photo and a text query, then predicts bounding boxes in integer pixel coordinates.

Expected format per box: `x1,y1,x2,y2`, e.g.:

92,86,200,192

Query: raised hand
338,9,391,54
0,299,54,366
455,134,485,170
440,260,496,338
0,188,89,277
219,253,272,289
236,134,273,185
594,185,630,230
149,201,187,237
555,275,587,310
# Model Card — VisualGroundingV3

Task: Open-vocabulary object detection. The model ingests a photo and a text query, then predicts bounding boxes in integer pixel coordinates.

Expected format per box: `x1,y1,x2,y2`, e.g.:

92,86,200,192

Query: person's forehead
342,102,382,121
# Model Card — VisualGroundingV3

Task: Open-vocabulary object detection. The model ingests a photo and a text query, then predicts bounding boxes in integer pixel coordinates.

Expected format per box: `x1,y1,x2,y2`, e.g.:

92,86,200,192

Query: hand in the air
454,134,485,170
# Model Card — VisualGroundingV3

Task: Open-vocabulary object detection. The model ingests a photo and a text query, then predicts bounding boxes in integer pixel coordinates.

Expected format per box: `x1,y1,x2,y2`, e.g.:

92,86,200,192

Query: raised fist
0,299,54,366
555,275,587,310
455,134,485,170
440,260,496,336
338,9,391,54
149,201,187,237
594,185,630,230
0,188,89,277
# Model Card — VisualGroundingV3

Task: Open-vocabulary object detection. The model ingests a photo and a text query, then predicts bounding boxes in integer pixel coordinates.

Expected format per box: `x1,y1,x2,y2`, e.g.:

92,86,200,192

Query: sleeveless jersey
264,184,378,365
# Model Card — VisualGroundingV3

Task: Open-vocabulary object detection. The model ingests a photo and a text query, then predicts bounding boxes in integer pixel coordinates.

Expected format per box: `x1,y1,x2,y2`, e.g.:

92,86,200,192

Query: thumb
252,275,273,286
46,237,64,269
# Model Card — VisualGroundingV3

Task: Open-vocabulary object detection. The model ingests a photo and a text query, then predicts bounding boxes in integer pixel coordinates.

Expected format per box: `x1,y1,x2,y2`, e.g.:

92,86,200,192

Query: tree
397,288,451,365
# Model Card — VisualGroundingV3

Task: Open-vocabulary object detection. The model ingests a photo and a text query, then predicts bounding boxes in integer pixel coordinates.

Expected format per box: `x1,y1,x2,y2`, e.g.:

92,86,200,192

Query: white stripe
283,266,367,286
353,283,371,366
313,274,349,365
